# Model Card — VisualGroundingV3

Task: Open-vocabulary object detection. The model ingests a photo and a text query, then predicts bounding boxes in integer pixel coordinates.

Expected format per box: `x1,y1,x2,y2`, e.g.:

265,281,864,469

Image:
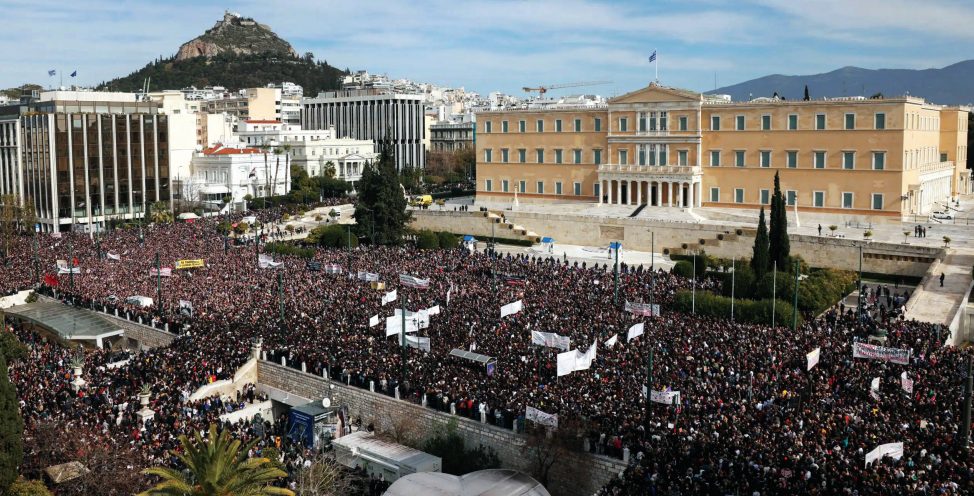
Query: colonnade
598,178,702,208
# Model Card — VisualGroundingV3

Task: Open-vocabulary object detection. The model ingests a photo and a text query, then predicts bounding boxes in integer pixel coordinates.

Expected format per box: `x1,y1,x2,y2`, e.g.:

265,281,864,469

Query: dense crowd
1,213,971,494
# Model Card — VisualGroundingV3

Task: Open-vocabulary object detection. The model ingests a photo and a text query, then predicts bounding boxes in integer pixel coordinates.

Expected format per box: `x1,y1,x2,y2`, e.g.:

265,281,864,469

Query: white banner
357,271,380,282
626,322,645,342
556,350,576,377
106,252,121,261
525,406,558,429
427,305,441,316
500,300,523,318
625,301,659,317
575,341,597,371
381,289,397,306
258,254,283,269
531,331,571,351
405,335,431,352
853,342,911,365
58,267,81,274
807,347,821,371
399,273,430,289
644,389,681,405
865,442,904,468
901,372,913,394
395,308,429,329
604,334,618,348
369,315,380,328
386,316,418,336
870,377,881,401
446,282,453,307
149,267,172,277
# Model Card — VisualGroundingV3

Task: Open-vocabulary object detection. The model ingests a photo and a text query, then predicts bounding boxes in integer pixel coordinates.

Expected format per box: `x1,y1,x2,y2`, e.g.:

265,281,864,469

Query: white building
187,144,289,206
236,120,376,182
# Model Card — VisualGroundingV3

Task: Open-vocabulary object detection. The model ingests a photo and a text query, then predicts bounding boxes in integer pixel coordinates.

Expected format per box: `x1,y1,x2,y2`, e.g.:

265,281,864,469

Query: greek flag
48,69,56,76
648,51,657,63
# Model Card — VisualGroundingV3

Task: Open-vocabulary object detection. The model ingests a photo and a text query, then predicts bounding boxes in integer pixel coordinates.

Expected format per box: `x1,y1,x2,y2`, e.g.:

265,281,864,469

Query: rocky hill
176,11,297,61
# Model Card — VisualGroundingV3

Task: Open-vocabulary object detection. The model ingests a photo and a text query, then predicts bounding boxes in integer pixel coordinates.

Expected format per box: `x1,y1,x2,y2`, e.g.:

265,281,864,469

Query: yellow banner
175,259,205,269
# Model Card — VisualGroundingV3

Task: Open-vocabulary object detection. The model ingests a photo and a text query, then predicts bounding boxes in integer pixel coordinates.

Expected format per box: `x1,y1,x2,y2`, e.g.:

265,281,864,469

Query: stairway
629,204,647,217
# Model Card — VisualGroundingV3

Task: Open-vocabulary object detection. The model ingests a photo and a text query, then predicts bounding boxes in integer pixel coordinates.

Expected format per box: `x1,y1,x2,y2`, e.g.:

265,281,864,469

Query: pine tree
768,172,790,269
0,354,24,492
354,138,411,245
751,206,770,279
803,85,810,101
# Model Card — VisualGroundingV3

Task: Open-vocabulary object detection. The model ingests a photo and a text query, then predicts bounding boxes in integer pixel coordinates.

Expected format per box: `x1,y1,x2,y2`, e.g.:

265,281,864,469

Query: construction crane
522,80,612,97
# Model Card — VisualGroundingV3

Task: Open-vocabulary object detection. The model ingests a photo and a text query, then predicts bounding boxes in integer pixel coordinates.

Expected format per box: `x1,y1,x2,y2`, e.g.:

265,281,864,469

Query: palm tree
149,201,173,224
139,424,294,496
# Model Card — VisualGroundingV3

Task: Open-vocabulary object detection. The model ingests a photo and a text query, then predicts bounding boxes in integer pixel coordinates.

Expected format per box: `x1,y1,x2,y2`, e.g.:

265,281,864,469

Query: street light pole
730,257,735,321
613,243,619,306
856,244,863,322
644,348,653,432
691,250,696,315
401,290,407,384
155,252,162,318
961,355,972,452
650,232,655,316
792,260,800,331
278,271,285,321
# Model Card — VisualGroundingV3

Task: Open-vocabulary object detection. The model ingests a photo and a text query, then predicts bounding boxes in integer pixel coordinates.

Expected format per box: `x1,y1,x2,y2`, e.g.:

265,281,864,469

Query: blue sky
2,0,972,98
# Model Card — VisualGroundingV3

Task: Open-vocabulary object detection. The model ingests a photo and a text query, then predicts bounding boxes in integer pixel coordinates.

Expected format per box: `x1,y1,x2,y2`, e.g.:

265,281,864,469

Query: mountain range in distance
710,60,974,106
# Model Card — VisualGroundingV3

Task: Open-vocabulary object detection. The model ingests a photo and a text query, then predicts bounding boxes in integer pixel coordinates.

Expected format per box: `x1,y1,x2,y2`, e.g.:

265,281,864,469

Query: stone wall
256,360,625,496
411,210,943,277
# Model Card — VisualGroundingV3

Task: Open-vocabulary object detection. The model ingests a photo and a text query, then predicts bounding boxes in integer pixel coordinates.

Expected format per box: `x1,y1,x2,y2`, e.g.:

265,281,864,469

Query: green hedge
263,242,315,259
437,231,459,249
717,258,855,316
307,224,359,249
414,230,462,249
673,290,802,327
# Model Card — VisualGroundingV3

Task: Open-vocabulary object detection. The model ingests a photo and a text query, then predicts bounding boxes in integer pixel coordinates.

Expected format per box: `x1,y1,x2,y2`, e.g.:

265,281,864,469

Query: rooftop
201,144,265,155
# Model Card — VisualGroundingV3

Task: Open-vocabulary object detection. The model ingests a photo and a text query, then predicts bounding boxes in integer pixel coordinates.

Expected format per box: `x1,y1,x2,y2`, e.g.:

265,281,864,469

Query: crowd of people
1,211,971,494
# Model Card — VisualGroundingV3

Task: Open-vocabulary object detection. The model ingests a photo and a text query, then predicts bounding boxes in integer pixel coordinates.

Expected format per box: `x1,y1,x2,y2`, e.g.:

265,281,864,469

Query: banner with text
531,331,571,351
853,342,911,365
175,259,204,269
501,300,523,318
625,301,659,317
865,442,904,468
526,406,558,429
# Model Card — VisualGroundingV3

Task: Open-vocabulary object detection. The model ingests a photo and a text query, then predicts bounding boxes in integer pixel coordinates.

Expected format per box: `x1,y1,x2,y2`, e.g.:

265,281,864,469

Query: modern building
236,120,376,181
302,89,425,171
429,121,475,153
204,87,281,123
476,83,970,217
0,91,171,232
186,143,288,205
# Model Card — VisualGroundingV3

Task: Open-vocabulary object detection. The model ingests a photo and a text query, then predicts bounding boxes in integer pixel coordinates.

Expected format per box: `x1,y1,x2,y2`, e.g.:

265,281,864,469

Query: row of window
484,117,603,134
712,188,886,210
484,148,603,165
483,179,588,196
709,112,886,131
708,150,886,170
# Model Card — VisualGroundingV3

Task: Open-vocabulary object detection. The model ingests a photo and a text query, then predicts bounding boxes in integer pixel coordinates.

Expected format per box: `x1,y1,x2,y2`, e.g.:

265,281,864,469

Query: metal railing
597,164,701,175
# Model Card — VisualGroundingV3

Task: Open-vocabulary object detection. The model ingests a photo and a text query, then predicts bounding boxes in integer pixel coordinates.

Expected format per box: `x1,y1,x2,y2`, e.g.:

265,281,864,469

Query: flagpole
655,49,658,82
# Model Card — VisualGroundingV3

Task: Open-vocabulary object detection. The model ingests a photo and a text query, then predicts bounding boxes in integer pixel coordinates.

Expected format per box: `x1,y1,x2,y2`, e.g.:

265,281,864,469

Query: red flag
43,274,59,287
72,257,79,266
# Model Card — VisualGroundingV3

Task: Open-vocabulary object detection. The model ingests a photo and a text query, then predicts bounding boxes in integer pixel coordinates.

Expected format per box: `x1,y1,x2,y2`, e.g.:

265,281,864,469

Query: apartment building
430,121,475,152
204,87,281,122
476,83,970,217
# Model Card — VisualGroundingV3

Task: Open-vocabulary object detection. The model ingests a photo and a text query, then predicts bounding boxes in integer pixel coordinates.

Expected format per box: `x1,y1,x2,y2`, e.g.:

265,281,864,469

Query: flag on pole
870,377,881,401
381,289,397,306
446,282,453,306
500,299,523,318
648,51,657,63
604,334,618,347
626,322,645,342
806,347,821,371
399,273,430,289
48,69,56,76
368,315,380,327
70,70,77,77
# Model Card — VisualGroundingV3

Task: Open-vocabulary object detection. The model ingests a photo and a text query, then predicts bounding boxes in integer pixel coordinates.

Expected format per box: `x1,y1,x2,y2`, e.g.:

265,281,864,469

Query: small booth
449,349,498,376
333,431,441,483
541,237,555,253
288,400,341,449
608,241,623,260
463,235,477,251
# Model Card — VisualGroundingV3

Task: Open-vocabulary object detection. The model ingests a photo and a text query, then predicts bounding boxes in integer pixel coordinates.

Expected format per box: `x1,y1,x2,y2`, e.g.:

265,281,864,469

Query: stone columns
668,182,674,207
598,180,603,204
616,180,621,206
636,181,642,205
687,181,694,210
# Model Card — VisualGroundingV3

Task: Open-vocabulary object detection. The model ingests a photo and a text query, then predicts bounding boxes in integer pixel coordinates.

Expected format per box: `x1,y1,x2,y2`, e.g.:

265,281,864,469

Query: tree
6,477,54,496
292,456,353,496
139,424,293,496
768,172,790,269
0,353,24,493
803,85,810,101
751,206,770,279
353,139,410,245
521,417,591,489
149,201,173,224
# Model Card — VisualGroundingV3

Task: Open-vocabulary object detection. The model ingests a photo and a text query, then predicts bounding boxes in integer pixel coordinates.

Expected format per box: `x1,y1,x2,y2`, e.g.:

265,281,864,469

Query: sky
1,0,972,98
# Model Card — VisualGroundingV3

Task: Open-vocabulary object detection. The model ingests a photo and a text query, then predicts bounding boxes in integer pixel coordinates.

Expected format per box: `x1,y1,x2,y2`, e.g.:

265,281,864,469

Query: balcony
917,160,954,174
635,129,669,137
597,164,701,175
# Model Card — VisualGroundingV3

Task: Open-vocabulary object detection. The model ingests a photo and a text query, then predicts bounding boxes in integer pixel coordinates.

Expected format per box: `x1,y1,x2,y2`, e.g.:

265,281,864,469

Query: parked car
931,211,953,220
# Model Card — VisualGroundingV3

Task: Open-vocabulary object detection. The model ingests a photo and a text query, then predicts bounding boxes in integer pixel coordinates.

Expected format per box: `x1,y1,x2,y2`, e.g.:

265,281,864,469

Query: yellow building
476,83,969,216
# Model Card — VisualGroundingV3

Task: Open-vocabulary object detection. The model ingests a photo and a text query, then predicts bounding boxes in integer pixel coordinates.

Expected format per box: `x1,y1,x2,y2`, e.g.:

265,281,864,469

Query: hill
710,60,974,105
97,11,346,95
1,84,41,100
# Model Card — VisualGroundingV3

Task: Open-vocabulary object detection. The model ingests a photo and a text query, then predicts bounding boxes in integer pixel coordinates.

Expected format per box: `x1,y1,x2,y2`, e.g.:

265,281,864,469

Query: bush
669,253,710,277
437,231,459,249
308,225,358,249
416,230,440,250
673,290,801,327
672,261,694,278
6,478,53,496
263,242,315,259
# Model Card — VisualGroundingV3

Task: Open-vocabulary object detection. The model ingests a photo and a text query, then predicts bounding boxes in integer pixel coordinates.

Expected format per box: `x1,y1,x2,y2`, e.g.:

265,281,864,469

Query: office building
302,89,425,171
476,83,970,217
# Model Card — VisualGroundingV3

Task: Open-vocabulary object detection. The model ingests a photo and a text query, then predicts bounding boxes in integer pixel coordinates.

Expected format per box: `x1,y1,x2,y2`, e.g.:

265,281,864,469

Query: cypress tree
768,172,790,269
354,138,411,245
0,354,23,492
751,206,770,280
803,85,810,101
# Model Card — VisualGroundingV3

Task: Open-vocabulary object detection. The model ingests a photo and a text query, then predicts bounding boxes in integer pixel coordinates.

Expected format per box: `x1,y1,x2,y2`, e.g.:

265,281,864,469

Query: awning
177,212,200,220
463,235,476,242
200,185,231,195
541,237,554,243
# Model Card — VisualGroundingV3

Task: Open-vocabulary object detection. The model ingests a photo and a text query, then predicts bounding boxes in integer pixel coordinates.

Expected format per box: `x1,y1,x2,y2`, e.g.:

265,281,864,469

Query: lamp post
856,244,863,322
730,257,735,321
691,249,696,315
155,252,162,318
644,348,653,432
650,232,655,316
278,271,285,321
613,242,620,306
792,260,800,331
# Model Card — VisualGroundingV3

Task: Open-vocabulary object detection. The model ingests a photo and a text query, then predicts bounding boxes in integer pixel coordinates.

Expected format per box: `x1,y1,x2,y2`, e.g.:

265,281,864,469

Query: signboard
306,261,322,271
175,259,205,269
852,342,911,365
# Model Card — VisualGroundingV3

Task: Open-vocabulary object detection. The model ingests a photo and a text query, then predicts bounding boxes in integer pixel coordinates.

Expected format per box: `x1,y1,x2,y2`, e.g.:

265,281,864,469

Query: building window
679,115,688,131
573,149,582,164
710,150,720,167
536,119,544,132
502,180,509,193
639,115,646,132
594,149,602,165
501,149,509,163
485,179,492,192
843,151,855,170
760,189,770,205
814,151,826,169
813,191,825,207
555,119,562,132
735,188,744,203
872,151,885,170
845,113,855,130
518,120,526,133
619,118,628,132
659,146,667,165
678,150,688,166
735,150,745,167
574,119,582,132
872,193,884,210
518,149,526,163
736,115,745,130
536,149,544,163
842,192,853,209
555,182,563,195
619,149,628,165
786,190,797,206
593,182,600,198
485,149,493,162
555,149,563,164
711,115,720,131
537,181,544,194
594,118,602,132
659,111,668,130
788,114,798,130
787,150,797,168
574,182,581,196
502,120,509,133
519,180,526,193
940,152,948,162
760,150,771,168
710,187,719,202
761,115,771,130
815,113,826,130
875,113,886,130
485,121,492,133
